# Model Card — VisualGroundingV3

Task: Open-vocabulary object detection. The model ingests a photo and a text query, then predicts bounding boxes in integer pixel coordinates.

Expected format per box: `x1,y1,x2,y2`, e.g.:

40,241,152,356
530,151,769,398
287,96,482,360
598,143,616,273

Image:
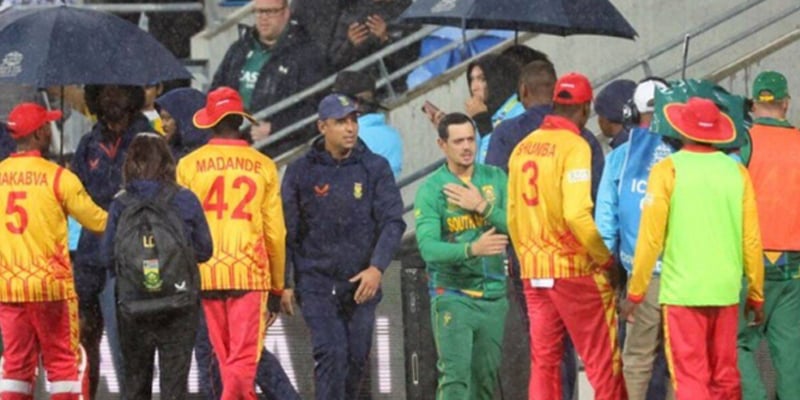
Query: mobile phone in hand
421,100,440,115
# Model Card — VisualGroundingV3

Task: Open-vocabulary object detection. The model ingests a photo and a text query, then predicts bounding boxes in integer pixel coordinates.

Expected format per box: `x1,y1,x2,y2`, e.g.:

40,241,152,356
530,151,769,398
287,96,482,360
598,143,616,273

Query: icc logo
143,235,155,248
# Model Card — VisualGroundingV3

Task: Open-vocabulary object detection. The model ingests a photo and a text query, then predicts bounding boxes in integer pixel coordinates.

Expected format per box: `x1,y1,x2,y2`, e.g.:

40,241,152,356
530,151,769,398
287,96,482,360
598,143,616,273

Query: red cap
193,87,258,129
664,97,735,144
6,103,62,139
553,72,593,105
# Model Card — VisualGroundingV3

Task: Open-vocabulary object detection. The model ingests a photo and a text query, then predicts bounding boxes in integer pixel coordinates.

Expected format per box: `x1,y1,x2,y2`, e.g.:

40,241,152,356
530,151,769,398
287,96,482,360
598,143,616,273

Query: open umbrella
0,5,191,87
398,0,637,39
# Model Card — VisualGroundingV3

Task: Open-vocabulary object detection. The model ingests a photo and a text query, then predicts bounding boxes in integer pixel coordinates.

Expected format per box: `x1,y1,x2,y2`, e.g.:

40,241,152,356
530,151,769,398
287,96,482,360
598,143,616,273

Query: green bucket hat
752,71,789,102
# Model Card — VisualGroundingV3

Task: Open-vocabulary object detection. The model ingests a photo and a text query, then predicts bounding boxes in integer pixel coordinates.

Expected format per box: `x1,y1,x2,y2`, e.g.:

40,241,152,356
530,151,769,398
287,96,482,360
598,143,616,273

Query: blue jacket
595,127,675,273
155,88,211,159
71,115,152,295
100,180,213,276
282,138,406,293
485,104,604,199
0,123,14,161
357,113,403,178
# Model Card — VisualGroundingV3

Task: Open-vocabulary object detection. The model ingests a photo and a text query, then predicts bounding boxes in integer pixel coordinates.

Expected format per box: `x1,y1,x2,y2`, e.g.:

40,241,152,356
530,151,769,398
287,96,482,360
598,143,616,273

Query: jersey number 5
5,192,28,234
522,161,539,206
203,176,257,221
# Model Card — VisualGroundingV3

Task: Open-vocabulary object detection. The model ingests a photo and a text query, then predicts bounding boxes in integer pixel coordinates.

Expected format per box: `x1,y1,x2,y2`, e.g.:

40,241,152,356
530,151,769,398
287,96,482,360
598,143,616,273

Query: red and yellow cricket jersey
0,151,107,302
508,116,612,279
177,139,286,293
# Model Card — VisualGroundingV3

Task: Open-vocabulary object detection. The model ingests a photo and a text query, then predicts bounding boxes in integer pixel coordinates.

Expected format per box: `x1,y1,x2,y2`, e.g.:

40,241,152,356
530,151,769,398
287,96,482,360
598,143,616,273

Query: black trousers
118,305,199,400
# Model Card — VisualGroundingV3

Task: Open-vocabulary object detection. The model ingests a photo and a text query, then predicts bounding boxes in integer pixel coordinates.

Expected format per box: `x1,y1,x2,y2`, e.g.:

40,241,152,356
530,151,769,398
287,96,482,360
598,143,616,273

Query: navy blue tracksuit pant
194,309,300,400
298,287,379,400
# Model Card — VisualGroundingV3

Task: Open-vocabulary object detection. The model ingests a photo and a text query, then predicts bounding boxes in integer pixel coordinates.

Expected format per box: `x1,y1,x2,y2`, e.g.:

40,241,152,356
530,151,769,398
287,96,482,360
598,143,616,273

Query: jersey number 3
5,192,28,234
203,176,257,221
522,161,539,206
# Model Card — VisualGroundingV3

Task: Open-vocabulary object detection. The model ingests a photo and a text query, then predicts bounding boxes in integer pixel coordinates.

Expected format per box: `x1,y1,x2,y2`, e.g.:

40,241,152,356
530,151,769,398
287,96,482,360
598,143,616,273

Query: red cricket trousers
524,273,626,400
202,291,267,400
662,304,740,400
0,299,88,400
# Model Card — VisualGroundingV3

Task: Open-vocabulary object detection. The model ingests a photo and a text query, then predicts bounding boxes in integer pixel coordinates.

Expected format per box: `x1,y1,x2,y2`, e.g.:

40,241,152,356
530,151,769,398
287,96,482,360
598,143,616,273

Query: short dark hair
437,112,473,140
212,114,244,135
123,133,176,184
520,60,557,96
501,45,551,69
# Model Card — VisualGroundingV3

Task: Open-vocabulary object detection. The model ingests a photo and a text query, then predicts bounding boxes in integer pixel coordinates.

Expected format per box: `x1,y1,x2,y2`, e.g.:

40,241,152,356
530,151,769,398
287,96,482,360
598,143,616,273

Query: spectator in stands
465,54,519,163
0,122,13,160
211,0,327,142
333,70,404,177
71,85,151,398
328,0,415,74
155,87,211,159
281,94,405,400
594,79,637,149
485,60,602,400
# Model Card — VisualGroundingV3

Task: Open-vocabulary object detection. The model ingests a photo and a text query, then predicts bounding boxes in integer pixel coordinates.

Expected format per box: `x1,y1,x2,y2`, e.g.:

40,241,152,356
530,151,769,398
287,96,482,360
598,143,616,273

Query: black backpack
112,185,200,317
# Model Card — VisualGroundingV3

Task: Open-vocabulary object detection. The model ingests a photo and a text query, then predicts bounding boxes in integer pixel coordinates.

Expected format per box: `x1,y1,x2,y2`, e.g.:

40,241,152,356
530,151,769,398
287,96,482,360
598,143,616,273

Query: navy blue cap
594,79,636,123
318,94,358,120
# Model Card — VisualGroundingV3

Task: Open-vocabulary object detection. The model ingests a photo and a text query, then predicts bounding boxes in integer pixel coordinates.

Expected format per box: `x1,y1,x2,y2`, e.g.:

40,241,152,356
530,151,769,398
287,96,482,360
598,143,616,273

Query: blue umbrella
398,0,637,39
0,5,191,87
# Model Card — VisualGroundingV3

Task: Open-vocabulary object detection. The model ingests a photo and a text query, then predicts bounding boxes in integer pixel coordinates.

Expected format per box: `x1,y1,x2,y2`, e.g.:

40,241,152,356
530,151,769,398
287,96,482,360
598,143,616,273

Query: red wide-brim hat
193,87,258,129
663,97,735,144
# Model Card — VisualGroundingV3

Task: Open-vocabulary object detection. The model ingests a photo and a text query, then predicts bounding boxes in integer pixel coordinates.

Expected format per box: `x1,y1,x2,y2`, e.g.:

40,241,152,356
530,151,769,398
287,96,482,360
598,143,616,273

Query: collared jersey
0,151,107,302
508,115,612,279
415,163,508,299
176,138,286,293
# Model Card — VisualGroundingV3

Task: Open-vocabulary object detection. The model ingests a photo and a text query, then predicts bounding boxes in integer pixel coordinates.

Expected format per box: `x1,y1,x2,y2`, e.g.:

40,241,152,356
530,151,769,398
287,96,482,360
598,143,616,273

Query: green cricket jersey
414,163,508,299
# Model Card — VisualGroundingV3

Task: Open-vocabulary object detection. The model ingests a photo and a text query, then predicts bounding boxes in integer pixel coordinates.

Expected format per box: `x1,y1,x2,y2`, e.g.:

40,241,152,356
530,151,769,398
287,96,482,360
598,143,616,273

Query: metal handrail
661,4,800,79
591,0,765,87
252,27,499,149
247,24,439,124
705,27,800,83
8,3,203,12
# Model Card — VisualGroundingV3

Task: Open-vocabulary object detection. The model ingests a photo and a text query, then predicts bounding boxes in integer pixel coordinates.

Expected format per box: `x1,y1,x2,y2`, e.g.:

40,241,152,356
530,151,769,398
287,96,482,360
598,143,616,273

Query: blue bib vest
618,127,675,273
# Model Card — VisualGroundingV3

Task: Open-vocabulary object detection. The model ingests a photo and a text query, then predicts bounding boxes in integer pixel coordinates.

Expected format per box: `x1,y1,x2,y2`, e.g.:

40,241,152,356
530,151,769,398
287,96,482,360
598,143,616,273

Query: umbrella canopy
0,5,191,87
398,0,637,39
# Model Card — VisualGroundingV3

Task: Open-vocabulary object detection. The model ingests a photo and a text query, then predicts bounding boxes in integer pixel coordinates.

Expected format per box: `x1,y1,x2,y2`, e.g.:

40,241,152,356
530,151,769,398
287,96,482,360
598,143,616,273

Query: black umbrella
398,0,637,39
0,5,191,87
